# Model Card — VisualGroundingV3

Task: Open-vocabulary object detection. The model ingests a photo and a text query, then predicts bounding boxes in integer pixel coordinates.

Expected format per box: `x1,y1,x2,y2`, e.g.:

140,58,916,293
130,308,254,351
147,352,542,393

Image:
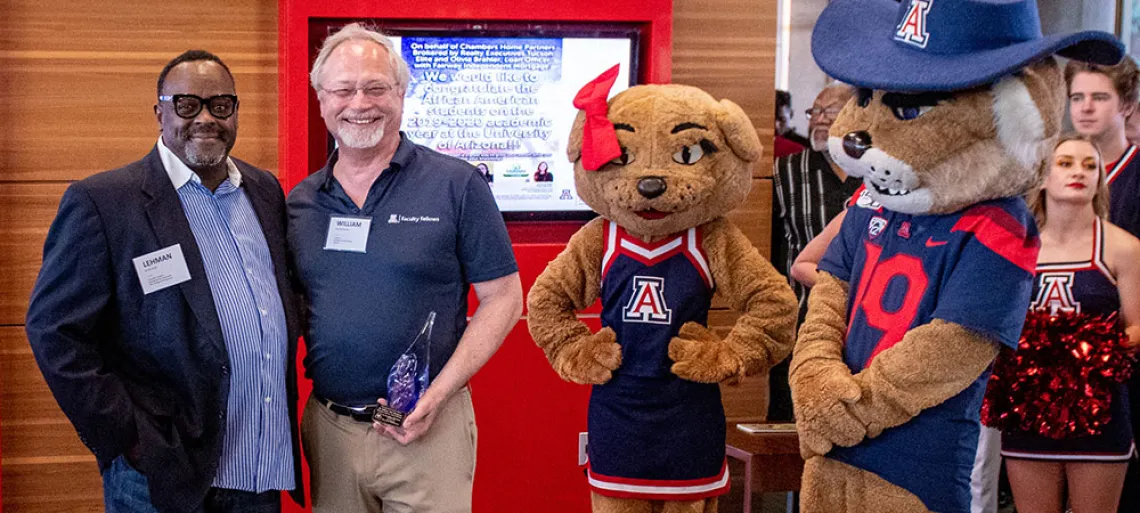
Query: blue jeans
103,456,281,513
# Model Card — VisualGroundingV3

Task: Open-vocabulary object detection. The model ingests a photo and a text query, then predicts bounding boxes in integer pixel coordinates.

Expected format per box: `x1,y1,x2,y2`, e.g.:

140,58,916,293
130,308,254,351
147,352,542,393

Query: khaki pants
301,388,477,513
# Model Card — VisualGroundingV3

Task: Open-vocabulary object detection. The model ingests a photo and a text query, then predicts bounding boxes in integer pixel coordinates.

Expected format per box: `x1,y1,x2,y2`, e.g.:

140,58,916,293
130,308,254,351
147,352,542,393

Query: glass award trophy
373,311,434,427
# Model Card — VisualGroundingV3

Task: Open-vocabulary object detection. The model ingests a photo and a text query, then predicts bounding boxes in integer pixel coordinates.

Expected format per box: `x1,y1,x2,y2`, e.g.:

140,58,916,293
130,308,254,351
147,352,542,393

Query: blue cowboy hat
812,0,1125,92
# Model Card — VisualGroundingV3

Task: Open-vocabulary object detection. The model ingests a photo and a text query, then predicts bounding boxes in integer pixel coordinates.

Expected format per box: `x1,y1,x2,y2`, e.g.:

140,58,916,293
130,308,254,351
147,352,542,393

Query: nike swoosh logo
925,238,948,247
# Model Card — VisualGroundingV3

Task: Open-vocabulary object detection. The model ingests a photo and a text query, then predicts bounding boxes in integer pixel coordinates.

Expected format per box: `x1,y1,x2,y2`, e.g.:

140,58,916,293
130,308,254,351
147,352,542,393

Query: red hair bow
573,64,623,171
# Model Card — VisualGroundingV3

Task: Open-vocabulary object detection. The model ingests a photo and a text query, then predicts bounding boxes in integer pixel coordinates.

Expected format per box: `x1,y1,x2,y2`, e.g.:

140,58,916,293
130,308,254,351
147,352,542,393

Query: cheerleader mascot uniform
998,217,1135,462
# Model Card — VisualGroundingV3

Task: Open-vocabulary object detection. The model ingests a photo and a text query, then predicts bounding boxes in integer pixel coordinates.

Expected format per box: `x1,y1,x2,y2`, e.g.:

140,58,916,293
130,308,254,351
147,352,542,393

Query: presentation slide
393,35,633,213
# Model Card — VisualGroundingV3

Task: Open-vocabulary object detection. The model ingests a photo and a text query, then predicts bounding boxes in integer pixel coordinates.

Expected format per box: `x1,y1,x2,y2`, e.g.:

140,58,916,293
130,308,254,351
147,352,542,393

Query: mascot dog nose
843,131,873,159
637,177,668,199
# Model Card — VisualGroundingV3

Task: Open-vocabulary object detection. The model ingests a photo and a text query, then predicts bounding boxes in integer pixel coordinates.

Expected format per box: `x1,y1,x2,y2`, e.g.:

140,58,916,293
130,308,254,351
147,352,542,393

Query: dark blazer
25,147,305,512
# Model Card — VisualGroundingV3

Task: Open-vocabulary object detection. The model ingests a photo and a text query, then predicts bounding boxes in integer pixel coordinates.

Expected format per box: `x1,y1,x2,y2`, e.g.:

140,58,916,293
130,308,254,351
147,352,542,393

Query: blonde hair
309,23,410,91
1027,133,1110,228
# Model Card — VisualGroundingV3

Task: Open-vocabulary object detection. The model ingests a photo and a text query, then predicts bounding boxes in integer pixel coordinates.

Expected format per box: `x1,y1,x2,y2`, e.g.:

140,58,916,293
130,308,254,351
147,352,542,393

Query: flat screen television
313,20,643,220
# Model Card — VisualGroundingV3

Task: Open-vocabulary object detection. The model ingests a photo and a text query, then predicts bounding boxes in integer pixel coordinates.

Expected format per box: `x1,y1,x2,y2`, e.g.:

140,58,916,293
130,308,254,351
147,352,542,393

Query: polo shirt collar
320,132,416,192
157,137,242,190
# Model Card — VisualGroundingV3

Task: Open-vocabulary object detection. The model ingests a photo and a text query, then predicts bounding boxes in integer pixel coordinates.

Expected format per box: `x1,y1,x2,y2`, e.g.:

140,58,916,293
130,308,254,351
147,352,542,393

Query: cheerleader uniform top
1000,217,1134,462
585,220,729,501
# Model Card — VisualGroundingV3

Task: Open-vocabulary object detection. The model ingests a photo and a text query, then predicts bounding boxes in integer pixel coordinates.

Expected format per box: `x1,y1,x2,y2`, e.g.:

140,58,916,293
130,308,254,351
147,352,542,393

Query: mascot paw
847,398,888,439
792,370,867,456
668,322,745,383
798,428,836,460
555,327,623,384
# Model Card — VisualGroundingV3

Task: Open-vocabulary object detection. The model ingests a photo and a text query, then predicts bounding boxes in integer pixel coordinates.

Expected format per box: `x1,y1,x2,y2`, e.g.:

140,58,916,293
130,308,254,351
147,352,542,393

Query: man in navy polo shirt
287,23,523,513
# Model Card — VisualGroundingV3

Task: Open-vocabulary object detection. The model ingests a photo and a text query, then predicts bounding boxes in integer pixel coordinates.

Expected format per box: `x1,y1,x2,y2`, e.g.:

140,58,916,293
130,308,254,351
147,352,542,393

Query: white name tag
324,216,371,253
132,244,192,295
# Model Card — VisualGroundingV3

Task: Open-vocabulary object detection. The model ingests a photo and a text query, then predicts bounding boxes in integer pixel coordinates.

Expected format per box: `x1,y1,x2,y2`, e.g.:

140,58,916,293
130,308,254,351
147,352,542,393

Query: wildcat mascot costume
527,66,799,513
790,0,1124,511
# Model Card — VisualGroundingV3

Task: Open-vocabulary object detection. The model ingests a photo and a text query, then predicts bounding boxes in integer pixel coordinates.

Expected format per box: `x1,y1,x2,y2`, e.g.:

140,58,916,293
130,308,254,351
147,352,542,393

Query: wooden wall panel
0,184,66,327
676,0,778,423
0,2,280,183
0,328,71,425
0,1,281,510
673,0,776,179
2,462,103,513
0,327,97,513
727,179,773,257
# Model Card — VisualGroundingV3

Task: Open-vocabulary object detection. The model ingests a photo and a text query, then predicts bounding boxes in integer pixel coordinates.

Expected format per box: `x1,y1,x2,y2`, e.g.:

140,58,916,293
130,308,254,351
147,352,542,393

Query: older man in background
767,82,858,422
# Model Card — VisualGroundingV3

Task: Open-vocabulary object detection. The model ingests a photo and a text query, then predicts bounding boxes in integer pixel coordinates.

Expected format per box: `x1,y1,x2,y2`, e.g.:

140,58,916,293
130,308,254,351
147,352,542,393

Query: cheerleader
992,135,1140,513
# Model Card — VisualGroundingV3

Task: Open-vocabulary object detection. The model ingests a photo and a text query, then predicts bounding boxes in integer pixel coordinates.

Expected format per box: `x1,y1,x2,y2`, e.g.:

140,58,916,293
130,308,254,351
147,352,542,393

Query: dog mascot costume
789,0,1125,512
527,67,799,513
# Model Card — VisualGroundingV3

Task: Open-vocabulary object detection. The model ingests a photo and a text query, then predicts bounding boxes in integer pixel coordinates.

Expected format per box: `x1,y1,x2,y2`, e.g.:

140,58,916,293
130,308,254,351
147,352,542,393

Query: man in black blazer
25,50,303,513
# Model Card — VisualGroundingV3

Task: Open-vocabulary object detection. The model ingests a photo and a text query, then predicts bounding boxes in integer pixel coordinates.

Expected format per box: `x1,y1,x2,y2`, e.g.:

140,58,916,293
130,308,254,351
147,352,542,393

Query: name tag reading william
132,244,192,295
324,216,371,253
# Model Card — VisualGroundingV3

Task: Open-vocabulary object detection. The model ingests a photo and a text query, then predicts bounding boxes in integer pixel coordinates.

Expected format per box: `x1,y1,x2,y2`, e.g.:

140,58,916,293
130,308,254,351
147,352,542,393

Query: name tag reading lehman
131,244,191,295
324,216,371,253
373,311,436,427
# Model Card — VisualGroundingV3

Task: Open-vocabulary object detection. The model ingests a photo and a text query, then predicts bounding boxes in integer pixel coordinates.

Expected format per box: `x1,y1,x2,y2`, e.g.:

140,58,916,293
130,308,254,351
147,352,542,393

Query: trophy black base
372,404,407,427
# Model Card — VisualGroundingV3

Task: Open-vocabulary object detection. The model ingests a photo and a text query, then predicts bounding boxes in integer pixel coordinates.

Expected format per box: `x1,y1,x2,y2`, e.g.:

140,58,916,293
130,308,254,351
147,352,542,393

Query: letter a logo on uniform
623,276,672,325
894,0,933,48
1031,272,1081,315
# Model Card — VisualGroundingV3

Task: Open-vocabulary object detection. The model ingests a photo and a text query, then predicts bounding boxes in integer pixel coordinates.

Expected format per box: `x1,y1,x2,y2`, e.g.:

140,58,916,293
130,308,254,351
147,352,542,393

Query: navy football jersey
818,197,1040,512
586,220,729,500
1109,145,1140,239
1002,217,1134,461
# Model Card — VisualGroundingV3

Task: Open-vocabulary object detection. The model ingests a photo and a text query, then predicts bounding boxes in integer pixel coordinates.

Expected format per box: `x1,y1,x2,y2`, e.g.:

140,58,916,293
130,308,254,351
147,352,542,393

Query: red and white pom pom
982,310,1135,439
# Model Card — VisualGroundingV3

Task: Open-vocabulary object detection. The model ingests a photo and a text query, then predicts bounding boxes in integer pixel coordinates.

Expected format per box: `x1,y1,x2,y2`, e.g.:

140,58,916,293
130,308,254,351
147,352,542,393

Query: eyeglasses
159,94,239,120
319,83,396,101
805,107,843,121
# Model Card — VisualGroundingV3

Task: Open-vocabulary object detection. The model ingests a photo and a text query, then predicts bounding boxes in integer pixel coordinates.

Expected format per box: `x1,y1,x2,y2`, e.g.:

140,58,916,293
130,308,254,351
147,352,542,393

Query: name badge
132,244,192,295
324,216,371,253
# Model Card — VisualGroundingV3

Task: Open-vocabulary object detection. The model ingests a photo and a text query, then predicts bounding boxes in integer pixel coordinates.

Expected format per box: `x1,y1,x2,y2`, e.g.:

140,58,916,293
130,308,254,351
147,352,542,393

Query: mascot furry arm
527,208,798,386
526,218,618,385
790,272,999,458
670,217,798,383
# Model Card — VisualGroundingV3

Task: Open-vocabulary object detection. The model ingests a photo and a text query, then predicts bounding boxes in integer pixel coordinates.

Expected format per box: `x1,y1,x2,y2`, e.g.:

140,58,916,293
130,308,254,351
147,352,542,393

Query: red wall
278,2,671,511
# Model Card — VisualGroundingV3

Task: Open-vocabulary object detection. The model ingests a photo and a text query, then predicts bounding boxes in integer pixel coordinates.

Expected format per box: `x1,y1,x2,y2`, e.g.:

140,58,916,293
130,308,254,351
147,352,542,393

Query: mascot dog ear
716,99,763,163
567,110,586,163
991,57,1065,174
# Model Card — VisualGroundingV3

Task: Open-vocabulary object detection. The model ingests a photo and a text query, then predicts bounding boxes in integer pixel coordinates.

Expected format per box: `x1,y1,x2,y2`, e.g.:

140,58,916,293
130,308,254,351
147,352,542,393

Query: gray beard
810,128,829,153
338,123,385,149
185,146,227,167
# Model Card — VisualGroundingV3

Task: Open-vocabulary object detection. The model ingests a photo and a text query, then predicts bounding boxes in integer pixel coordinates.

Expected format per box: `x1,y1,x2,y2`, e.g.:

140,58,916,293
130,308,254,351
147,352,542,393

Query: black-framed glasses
804,107,842,121
158,94,239,120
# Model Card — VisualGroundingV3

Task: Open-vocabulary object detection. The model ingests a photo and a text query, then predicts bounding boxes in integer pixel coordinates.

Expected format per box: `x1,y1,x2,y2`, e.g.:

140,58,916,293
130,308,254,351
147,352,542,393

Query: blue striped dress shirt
158,140,294,492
